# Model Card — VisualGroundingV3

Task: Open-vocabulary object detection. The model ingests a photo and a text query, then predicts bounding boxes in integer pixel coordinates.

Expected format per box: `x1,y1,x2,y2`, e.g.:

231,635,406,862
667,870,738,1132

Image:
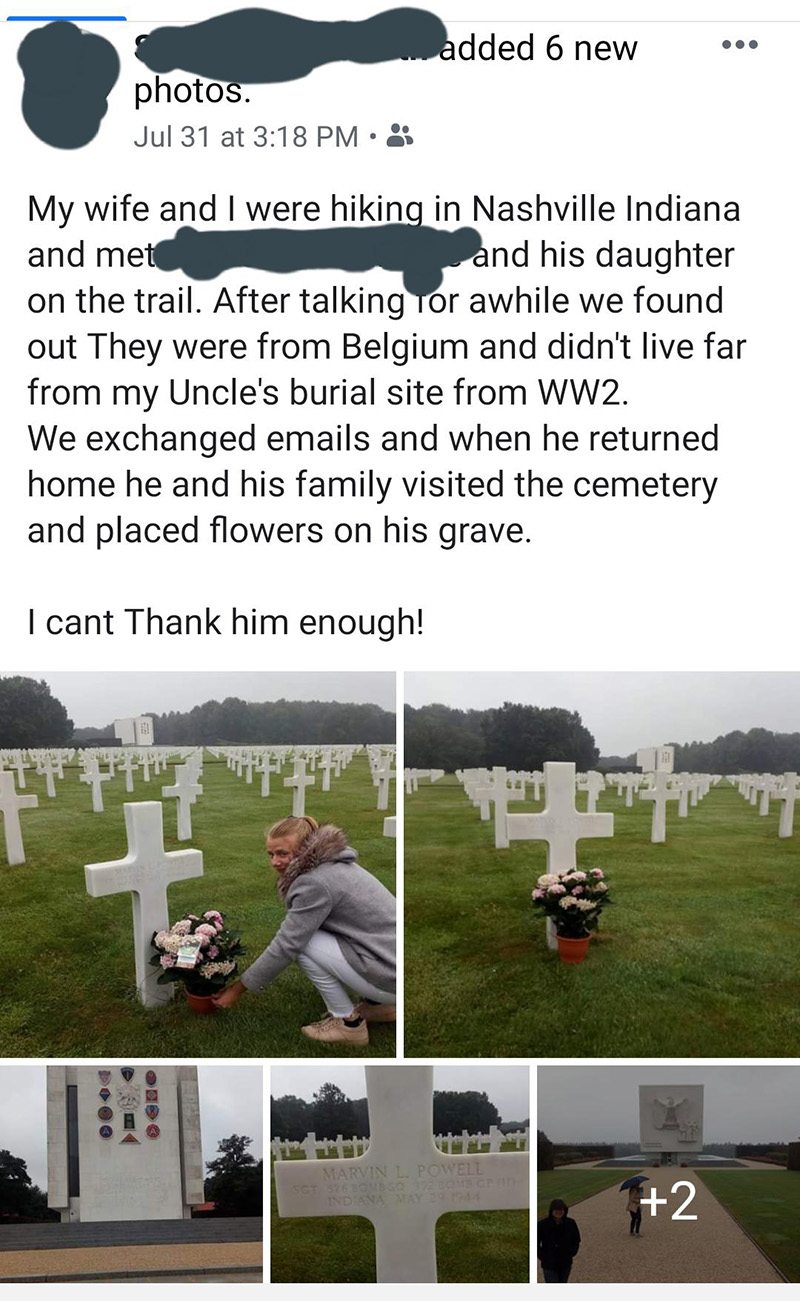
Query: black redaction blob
136,6,447,82
153,224,483,296
18,21,119,149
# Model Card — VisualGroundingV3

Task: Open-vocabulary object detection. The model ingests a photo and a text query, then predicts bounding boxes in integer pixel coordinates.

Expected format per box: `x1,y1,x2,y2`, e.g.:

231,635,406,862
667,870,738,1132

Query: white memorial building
639,1084,704,1164
636,746,675,773
47,1065,204,1222
114,717,155,746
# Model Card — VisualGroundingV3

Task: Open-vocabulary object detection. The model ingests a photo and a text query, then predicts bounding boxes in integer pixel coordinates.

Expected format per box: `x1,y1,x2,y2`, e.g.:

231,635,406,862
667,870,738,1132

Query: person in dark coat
627,1183,643,1235
537,1197,581,1283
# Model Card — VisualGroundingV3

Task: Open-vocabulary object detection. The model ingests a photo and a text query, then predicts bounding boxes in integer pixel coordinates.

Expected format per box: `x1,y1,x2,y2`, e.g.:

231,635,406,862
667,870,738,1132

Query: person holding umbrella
537,1198,581,1283
619,1174,648,1236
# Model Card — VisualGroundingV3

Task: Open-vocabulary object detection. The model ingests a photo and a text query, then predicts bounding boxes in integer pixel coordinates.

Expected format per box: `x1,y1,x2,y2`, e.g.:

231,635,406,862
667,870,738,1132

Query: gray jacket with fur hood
240,825,396,995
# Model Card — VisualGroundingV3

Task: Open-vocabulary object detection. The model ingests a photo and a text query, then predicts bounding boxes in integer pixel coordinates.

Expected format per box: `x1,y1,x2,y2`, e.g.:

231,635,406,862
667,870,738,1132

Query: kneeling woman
212,816,396,1044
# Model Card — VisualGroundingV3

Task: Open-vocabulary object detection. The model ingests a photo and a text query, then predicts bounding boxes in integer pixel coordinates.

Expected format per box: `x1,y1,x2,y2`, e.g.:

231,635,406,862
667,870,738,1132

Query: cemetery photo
537,1063,800,1284
0,670,397,1057
0,1062,263,1283
404,671,800,1059
270,1062,530,1284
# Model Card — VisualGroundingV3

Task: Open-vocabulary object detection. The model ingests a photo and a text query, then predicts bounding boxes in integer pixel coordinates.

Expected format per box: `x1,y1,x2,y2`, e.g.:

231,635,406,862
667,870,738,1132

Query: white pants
296,929,395,1019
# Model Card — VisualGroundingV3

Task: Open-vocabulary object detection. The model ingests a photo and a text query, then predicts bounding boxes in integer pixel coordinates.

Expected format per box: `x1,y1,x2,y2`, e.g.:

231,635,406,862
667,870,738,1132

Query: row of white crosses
292,1133,371,1160
271,1134,371,1161
0,747,193,864
218,743,365,803
77,747,191,813
404,768,445,794
274,1066,529,1284
216,741,397,836
458,762,723,849
736,772,798,837
435,1125,529,1154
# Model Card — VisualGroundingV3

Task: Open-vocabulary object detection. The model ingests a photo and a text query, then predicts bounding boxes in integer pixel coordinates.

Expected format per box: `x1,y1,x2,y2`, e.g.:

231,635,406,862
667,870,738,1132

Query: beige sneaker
353,1001,396,1023
302,1016,369,1045
303,1012,334,1030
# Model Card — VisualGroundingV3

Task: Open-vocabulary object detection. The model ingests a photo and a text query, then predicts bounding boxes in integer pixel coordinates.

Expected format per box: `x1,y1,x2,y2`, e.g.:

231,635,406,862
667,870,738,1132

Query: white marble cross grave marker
11,754,29,790
778,772,798,839
474,767,526,849
274,1065,529,1283
162,764,203,841
0,771,39,865
259,757,282,799
376,758,395,812
639,770,680,843
301,1133,319,1161
506,761,613,871
284,759,315,817
119,752,138,794
84,801,203,1006
37,754,57,798
577,771,605,814
80,762,112,813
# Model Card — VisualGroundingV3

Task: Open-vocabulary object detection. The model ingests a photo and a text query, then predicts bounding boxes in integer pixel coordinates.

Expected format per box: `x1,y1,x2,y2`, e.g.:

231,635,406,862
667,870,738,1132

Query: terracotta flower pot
556,934,591,965
185,989,216,1014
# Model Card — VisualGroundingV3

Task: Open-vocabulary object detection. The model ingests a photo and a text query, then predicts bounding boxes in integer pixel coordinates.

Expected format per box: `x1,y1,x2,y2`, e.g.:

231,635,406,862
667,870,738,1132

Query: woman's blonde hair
266,815,319,844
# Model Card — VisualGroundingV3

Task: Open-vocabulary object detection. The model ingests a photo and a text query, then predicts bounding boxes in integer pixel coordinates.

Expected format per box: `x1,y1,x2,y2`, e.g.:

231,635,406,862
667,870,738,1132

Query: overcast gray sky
405,673,800,755
9,672,395,728
271,1065,529,1124
539,1066,800,1143
0,1066,263,1190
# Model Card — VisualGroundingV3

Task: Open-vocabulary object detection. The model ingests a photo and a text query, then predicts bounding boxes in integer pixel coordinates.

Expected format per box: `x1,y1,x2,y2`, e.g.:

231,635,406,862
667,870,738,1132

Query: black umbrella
619,1174,650,1191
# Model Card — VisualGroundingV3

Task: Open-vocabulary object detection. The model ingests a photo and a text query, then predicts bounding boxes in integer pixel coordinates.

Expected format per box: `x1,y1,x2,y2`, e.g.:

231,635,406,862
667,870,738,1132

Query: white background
2,1,798,671
2,1,799,1297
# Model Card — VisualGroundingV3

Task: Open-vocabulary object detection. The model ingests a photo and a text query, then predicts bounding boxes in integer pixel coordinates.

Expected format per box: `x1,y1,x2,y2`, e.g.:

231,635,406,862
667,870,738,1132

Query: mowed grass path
699,1171,800,1282
405,778,800,1057
270,1157,529,1283
537,1169,628,1217
1,753,395,1058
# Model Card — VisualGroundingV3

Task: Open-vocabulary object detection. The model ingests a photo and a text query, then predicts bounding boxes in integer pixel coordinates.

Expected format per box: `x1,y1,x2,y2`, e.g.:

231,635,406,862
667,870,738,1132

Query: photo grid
1,670,798,1288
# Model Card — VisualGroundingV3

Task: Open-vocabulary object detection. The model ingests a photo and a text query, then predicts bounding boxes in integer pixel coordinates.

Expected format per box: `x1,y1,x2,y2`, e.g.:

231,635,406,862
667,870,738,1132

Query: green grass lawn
270,1157,529,1282
698,1171,800,1281
702,1170,800,1280
537,1169,630,1217
0,752,395,1057
405,778,800,1057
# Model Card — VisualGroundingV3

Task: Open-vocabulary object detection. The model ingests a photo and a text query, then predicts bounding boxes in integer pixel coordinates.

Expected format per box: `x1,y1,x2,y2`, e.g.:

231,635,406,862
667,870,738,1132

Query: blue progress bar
7,14,127,18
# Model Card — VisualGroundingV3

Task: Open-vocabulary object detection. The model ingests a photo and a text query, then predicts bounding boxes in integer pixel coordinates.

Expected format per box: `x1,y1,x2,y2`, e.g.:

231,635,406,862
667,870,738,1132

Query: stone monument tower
639,1084,704,1166
47,1065,204,1222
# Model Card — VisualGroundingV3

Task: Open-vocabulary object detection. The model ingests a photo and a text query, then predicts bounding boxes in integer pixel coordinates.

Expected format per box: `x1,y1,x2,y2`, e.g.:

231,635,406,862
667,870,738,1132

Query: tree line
271,1083,516,1142
602,729,800,774
0,676,395,747
538,1131,791,1162
405,702,599,772
74,697,396,746
406,699,800,776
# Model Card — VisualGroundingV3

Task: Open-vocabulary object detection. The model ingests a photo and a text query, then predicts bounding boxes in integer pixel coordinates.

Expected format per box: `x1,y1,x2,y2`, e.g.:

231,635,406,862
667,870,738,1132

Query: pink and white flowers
150,909,245,997
532,866,613,938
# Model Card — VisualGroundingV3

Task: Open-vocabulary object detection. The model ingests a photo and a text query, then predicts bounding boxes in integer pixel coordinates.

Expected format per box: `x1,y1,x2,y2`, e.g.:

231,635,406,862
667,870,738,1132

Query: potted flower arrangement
531,868,612,964
150,910,245,1013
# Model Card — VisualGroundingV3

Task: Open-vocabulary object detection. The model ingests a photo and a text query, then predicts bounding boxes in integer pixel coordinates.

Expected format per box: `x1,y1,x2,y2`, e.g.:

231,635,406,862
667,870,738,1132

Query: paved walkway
0,1243,262,1281
538,1166,783,1283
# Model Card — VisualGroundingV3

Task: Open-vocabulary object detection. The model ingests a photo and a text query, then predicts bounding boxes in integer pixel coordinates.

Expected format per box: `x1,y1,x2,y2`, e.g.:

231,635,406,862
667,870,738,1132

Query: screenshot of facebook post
1,4,797,669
